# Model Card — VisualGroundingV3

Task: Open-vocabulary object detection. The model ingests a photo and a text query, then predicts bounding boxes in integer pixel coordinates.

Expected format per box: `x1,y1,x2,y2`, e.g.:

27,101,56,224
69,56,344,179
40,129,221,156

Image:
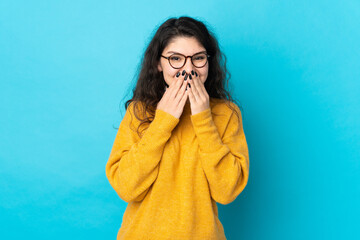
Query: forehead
163,36,206,55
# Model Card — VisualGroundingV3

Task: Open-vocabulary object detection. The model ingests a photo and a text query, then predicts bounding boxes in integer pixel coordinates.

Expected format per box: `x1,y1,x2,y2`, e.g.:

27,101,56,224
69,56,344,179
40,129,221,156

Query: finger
187,81,196,104
170,74,185,99
194,71,208,98
168,71,181,89
189,75,200,102
173,75,187,99
193,71,207,97
179,83,189,107
176,77,188,104
163,74,178,102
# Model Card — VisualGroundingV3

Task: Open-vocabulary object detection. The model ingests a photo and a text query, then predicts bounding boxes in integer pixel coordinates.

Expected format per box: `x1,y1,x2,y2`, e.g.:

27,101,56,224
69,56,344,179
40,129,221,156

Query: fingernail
189,74,192,80
195,72,198,77
184,74,188,80
176,72,180,77
188,83,191,88
182,70,186,76
191,70,194,75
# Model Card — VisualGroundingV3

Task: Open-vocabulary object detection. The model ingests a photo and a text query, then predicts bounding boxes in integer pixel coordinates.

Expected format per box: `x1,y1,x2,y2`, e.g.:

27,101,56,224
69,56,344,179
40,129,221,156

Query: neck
183,99,191,114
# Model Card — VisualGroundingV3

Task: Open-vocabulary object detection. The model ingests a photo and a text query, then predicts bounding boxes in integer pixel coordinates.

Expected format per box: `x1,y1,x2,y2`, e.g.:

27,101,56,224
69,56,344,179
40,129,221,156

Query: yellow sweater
105,98,250,240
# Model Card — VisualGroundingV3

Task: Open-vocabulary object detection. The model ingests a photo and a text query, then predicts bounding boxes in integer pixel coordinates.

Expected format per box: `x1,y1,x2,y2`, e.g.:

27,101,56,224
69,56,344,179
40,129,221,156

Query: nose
182,57,195,75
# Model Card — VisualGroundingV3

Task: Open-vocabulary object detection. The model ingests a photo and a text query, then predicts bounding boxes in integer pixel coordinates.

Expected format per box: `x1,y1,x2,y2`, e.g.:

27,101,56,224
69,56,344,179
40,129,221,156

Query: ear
157,62,163,72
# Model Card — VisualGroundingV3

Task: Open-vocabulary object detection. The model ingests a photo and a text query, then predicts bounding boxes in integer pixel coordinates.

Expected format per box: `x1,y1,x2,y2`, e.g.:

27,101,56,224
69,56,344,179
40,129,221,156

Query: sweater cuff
153,109,180,132
190,108,224,152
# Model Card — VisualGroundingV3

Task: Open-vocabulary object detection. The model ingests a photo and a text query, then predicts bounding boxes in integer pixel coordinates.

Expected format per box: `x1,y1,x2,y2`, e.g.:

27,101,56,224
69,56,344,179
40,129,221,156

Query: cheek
164,67,179,77
160,60,177,76
199,67,208,83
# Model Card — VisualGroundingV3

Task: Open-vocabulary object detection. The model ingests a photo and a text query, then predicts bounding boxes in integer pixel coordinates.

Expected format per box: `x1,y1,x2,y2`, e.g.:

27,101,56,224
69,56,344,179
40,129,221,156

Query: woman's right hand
156,72,189,119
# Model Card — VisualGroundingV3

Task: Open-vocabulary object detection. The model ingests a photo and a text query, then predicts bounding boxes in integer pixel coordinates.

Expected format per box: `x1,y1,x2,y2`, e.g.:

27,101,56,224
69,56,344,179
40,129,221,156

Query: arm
190,103,250,205
105,102,179,203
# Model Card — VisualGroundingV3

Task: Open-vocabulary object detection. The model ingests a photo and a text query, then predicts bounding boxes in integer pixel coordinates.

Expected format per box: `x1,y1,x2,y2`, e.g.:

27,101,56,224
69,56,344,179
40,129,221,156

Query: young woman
105,16,250,240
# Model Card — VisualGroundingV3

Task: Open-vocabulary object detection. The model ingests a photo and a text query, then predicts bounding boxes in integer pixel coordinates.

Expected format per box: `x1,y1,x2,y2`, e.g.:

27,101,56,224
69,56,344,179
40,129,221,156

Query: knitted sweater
105,98,250,240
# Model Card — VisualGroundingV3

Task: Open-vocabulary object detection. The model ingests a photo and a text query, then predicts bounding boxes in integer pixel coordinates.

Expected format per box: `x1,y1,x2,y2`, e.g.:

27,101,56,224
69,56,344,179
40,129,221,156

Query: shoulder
123,101,145,127
126,101,152,119
210,98,241,118
125,100,154,129
121,101,152,139
208,98,243,138
126,101,144,114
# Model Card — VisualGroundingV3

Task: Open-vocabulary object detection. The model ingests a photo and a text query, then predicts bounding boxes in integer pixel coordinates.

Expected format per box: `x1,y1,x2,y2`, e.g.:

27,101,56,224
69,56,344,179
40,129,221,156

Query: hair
118,16,244,137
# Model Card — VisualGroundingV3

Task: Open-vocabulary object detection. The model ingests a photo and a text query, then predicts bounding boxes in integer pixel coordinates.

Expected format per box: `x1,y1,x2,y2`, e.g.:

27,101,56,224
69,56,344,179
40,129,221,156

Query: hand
187,70,210,115
156,71,189,119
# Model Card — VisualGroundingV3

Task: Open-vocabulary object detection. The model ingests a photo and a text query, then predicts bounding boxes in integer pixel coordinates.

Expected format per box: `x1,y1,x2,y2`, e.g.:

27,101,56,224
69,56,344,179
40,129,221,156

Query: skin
156,36,211,118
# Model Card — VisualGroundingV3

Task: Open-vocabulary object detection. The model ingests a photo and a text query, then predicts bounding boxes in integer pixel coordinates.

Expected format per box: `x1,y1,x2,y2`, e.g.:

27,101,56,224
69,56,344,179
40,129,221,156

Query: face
157,36,209,87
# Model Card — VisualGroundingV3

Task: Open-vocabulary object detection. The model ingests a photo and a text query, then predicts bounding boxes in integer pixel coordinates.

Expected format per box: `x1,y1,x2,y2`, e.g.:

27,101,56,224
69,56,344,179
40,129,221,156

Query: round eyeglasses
161,52,210,69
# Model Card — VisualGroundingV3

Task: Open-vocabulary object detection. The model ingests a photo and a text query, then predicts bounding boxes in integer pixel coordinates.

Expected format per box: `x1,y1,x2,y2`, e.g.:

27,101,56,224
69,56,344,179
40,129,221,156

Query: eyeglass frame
160,51,211,69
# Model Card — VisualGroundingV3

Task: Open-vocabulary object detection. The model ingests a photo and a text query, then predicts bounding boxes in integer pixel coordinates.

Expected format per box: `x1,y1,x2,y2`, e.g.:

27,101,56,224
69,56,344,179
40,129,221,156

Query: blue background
1,0,359,239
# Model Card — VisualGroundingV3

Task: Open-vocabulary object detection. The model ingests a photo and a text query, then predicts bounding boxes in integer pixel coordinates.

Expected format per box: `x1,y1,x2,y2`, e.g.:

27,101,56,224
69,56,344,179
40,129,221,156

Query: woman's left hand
187,71,210,115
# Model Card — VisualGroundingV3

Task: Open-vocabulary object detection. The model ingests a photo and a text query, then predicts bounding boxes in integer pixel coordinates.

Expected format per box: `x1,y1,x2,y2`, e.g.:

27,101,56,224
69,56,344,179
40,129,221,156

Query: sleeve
190,103,250,205
105,102,180,203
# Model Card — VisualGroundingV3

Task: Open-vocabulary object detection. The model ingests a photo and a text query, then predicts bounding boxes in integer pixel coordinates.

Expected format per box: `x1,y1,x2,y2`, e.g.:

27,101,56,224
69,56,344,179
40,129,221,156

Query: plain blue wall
1,0,359,239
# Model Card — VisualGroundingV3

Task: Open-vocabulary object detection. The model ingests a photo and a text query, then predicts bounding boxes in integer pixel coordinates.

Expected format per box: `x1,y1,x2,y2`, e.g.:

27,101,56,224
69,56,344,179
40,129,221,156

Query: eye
194,56,205,60
170,55,183,61
193,54,206,60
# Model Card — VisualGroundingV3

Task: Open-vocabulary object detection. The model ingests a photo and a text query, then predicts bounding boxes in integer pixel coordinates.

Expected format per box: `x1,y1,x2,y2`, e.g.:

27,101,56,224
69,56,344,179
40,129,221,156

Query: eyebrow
166,50,207,55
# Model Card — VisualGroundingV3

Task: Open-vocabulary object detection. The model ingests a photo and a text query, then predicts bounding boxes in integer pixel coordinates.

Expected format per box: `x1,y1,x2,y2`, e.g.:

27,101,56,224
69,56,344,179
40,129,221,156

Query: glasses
161,52,210,69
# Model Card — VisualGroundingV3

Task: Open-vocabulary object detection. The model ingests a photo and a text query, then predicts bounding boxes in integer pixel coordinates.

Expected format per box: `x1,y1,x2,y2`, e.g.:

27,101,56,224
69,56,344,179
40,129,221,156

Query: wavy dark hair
118,16,244,137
